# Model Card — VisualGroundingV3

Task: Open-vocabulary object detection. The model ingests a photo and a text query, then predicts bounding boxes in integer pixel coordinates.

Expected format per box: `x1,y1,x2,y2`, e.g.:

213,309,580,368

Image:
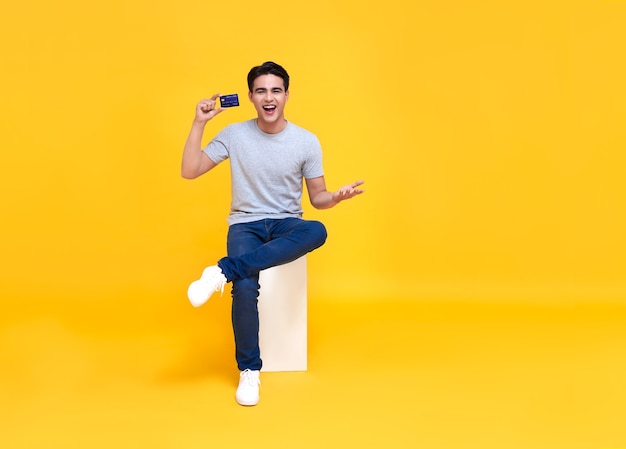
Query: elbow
181,155,214,179
181,168,199,179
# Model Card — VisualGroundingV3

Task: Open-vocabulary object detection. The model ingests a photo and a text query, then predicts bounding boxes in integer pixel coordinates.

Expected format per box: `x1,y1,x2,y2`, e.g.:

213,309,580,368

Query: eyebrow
254,86,284,92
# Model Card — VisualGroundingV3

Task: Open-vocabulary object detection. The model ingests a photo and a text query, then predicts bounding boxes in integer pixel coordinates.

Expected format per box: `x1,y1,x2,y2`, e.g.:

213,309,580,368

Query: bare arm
181,95,223,179
305,176,365,209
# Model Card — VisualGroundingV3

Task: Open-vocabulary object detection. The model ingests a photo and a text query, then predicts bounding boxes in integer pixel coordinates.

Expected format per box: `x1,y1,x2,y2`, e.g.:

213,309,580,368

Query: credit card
220,94,239,108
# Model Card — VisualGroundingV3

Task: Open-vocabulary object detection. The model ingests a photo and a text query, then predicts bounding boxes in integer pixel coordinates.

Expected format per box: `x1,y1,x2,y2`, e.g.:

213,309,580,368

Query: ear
285,90,290,101
248,91,253,102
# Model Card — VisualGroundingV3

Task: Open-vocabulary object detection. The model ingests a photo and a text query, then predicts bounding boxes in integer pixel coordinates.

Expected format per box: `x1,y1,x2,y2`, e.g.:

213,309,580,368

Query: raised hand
333,180,365,202
195,94,224,123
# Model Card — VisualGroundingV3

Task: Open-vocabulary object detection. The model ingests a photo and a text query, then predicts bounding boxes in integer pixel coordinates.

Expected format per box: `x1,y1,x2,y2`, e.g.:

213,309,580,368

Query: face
248,74,289,133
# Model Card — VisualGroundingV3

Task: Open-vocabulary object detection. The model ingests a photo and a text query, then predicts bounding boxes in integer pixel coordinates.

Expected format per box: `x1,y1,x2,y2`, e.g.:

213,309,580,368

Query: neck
256,118,287,134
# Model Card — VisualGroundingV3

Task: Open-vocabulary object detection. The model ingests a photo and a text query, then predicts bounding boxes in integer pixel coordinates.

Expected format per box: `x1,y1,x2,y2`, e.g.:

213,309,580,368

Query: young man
181,61,364,406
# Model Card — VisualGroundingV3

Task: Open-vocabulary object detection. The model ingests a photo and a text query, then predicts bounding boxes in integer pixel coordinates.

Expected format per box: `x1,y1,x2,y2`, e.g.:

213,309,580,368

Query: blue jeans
218,218,327,371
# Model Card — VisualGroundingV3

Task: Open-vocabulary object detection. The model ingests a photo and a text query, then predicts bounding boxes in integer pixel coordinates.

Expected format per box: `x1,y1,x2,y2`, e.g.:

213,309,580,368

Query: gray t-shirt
203,119,324,226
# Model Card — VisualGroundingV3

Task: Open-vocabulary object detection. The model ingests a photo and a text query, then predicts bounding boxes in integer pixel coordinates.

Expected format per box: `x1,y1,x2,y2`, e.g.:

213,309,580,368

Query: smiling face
248,74,289,134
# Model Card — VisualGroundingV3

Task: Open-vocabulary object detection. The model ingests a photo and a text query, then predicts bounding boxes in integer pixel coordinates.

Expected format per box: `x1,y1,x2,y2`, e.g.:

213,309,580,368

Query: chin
259,115,279,124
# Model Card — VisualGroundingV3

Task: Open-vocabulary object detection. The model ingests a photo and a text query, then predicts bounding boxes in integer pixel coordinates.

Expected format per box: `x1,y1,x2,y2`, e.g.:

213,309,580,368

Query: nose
264,91,272,101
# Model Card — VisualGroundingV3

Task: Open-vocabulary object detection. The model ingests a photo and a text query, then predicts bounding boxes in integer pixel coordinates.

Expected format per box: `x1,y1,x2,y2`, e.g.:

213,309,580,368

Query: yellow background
1,0,625,448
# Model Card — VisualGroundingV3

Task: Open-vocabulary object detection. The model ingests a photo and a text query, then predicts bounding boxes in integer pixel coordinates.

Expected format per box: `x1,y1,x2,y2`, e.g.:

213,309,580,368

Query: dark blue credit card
220,94,239,108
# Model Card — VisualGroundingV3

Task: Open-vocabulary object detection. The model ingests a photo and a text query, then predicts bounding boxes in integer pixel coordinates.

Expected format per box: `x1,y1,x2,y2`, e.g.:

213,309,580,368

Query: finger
210,93,221,101
352,180,365,188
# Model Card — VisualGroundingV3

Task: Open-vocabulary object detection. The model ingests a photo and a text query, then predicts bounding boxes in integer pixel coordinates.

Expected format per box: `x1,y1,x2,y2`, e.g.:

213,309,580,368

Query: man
181,61,364,406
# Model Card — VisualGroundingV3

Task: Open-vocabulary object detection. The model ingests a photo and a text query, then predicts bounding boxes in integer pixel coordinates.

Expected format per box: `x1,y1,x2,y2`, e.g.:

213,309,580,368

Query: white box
258,256,307,372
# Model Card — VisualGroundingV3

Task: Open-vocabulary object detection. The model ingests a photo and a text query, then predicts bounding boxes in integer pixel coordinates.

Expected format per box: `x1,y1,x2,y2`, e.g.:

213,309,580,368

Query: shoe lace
240,369,260,386
215,277,225,295
208,270,226,295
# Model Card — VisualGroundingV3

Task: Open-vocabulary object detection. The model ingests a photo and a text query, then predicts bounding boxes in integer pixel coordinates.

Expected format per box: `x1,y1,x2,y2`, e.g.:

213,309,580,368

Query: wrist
192,118,208,127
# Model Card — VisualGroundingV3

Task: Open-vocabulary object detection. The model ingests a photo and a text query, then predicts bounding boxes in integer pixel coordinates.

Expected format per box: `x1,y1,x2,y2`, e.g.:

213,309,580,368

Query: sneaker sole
236,396,259,406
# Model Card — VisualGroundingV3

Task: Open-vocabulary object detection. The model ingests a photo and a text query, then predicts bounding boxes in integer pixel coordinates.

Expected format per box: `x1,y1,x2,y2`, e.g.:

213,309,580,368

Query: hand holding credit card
220,94,239,108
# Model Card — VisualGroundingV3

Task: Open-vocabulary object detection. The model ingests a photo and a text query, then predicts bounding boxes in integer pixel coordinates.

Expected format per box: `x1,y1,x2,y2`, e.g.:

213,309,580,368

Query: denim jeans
218,218,327,371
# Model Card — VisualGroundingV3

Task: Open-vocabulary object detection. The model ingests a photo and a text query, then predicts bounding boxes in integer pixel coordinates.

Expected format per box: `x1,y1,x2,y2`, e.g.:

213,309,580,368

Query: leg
226,221,266,371
218,218,327,281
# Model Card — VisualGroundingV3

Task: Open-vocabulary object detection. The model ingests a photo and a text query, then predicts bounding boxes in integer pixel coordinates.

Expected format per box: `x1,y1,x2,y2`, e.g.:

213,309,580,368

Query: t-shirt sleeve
202,126,231,164
302,136,324,179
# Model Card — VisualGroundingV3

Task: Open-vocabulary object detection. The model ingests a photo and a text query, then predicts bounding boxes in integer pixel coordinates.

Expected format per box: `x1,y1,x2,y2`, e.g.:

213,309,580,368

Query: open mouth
263,105,276,113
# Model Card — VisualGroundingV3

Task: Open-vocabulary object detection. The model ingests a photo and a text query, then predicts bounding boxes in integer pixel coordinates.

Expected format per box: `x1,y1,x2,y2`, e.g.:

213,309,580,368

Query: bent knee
309,220,328,247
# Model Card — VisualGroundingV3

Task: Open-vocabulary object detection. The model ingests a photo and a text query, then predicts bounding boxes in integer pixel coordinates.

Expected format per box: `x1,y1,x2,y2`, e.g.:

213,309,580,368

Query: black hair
247,61,290,92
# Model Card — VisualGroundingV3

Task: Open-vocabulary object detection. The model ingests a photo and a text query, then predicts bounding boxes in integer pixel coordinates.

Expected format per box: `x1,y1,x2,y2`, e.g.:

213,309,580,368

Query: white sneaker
236,369,260,406
187,265,227,307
